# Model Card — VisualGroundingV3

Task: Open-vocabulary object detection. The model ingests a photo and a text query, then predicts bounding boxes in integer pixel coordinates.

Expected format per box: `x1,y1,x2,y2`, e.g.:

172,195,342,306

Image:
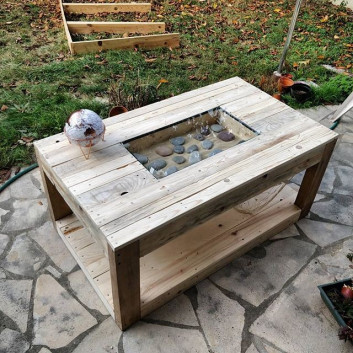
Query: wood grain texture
63,3,151,14
59,0,73,53
67,21,165,35
71,33,179,54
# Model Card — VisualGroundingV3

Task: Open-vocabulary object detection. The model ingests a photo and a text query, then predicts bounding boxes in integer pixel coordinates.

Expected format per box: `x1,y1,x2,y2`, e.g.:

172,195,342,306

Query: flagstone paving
0,106,352,353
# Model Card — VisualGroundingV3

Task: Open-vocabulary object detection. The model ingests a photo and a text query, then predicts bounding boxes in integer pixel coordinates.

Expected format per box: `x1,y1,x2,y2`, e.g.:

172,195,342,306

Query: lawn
0,0,353,169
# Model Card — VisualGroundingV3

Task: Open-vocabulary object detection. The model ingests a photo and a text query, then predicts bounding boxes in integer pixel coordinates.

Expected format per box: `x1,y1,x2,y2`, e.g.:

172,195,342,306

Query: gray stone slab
9,173,42,199
124,322,209,353
29,221,76,273
0,269,6,279
2,199,48,232
38,348,52,353
1,234,46,277
0,188,11,203
0,329,29,353
250,241,353,353
245,342,283,353
33,274,97,349
68,270,109,315
72,317,121,353
0,280,32,333
297,219,353,247
197,279,244,353
271,224,298,240
311,196,353,226
341,132,353,144
334,165,353,196
332,142,353,168
147,294,198,326
210,238,316,306
0,208,9,219
0,233,10,256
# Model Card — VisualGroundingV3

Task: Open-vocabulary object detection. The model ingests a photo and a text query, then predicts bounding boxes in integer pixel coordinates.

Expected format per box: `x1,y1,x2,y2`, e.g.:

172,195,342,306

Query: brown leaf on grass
145,58,157,63
320,15,329,23
1,105,8,111
0,169,11,183
156,78,168,89
21,136,34,143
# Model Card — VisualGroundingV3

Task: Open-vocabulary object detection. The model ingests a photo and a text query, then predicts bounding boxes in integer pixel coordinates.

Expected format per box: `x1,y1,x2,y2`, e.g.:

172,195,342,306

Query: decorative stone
1,234,46,277
0,233,10,256
201,140,214,150
0,329,29,353
124,322,209,353
200,126,210,135
209,149,223,157
173,156,186,164
218,131,235,142
189,151,201,164
186,144,199,153
165,166,178,176
0,280,32,333
193,133,205,141
33,274,97,349
148,159,167,171
211,124,224,133
297,219,353,247
197,280,245,353
210,238,316,306
72,318,121,353
155,145,173,157
133,153,148,164
170,136,185,145
29,221,77,273
147,294,198,326
68,270,109,315
2,199,48,232
173,145,185,154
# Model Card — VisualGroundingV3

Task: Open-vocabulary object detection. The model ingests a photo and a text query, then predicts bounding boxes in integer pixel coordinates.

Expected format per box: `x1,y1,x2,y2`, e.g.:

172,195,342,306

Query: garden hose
0,114,343,194
0,163,38,194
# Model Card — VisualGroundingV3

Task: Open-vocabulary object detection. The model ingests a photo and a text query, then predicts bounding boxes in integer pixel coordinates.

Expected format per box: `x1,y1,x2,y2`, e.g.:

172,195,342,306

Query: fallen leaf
21,136,34,143
1,105,8,111
145,58,157,63
320,15,328,23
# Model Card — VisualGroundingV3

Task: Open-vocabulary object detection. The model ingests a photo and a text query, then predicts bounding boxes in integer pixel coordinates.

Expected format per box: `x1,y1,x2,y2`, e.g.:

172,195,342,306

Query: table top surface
35,77,338,250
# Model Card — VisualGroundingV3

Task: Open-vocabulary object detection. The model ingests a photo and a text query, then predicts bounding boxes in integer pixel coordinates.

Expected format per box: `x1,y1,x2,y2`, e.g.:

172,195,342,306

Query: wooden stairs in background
59,1,180,54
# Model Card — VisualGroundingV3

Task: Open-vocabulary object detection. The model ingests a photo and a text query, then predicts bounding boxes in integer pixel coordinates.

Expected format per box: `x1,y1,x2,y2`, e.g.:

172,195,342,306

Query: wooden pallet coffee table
34,77,338,330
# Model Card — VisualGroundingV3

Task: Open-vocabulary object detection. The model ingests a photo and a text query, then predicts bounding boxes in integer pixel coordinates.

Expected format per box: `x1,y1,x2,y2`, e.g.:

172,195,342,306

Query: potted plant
318,277,353,343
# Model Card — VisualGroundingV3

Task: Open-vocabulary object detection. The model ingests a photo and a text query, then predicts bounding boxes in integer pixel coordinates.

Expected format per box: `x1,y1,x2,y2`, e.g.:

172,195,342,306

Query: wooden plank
140,185,300,315
71,33,180,54
295,139,337,218
34,77,245,153
67,21,166,35
59,0,73,53
105,124,335,250
55,216,114,317
63,3,152,14
108,243,141,330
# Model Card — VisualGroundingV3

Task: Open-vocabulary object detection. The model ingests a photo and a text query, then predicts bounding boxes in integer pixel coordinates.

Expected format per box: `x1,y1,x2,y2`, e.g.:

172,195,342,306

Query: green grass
0,0,353,167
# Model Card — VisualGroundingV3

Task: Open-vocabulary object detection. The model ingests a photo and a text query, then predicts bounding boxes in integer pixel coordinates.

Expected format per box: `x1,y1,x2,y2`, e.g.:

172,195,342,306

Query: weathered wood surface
63,3,152,14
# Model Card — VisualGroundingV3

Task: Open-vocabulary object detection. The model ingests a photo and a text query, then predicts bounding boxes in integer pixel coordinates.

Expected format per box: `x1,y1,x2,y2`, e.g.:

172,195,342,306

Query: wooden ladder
59,1,180,54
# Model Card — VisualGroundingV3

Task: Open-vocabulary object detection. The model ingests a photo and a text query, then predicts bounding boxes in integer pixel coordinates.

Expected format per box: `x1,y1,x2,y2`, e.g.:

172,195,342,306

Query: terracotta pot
109,106,128,117
278,76,294,93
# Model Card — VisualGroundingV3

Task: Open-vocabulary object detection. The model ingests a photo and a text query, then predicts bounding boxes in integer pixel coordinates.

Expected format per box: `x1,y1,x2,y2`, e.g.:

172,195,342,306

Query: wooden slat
67,21,165,35
71,33,180,54
140,185,300,315
63,3,152,14
59,0,73,53
55,216,114,317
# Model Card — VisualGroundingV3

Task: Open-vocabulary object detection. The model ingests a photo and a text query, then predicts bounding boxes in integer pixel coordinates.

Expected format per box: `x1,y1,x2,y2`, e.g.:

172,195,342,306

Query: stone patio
0,105,352,353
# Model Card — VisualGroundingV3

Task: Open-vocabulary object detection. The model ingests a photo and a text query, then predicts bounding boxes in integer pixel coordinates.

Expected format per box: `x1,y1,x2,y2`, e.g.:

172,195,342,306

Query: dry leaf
145,58,157,63
320,15,328,23
21,136,34,143
1,105,8,111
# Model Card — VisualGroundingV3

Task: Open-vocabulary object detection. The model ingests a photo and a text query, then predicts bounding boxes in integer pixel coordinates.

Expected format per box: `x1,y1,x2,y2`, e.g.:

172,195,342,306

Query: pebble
209,148,223,157
165,166,178,176
173,156,186,164
187,144,199,153
133,153,148,164
189,151,202,164
155,145,173,157
218,131,235,142
170,136,185,146
200,126,210,136
173,145,185,154
201,140,214,150
193,133,205,141
211,124,224,133
148,159,167,171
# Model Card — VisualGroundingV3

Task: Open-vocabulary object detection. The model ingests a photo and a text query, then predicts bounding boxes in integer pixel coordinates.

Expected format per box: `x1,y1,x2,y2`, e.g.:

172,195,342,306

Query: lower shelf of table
55,183,300,320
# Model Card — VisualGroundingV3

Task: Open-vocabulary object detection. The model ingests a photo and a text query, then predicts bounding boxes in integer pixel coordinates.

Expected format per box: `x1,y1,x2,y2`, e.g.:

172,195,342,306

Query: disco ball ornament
64,109,105,159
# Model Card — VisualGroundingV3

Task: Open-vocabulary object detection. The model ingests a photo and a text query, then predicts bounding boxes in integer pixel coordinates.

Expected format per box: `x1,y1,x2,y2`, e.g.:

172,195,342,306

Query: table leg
295,139,337,219
108,242,141,330
38,164,72,222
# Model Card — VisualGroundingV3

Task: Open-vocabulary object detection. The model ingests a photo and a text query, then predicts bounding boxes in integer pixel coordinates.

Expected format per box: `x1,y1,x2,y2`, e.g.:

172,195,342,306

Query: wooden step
63,3,152,14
